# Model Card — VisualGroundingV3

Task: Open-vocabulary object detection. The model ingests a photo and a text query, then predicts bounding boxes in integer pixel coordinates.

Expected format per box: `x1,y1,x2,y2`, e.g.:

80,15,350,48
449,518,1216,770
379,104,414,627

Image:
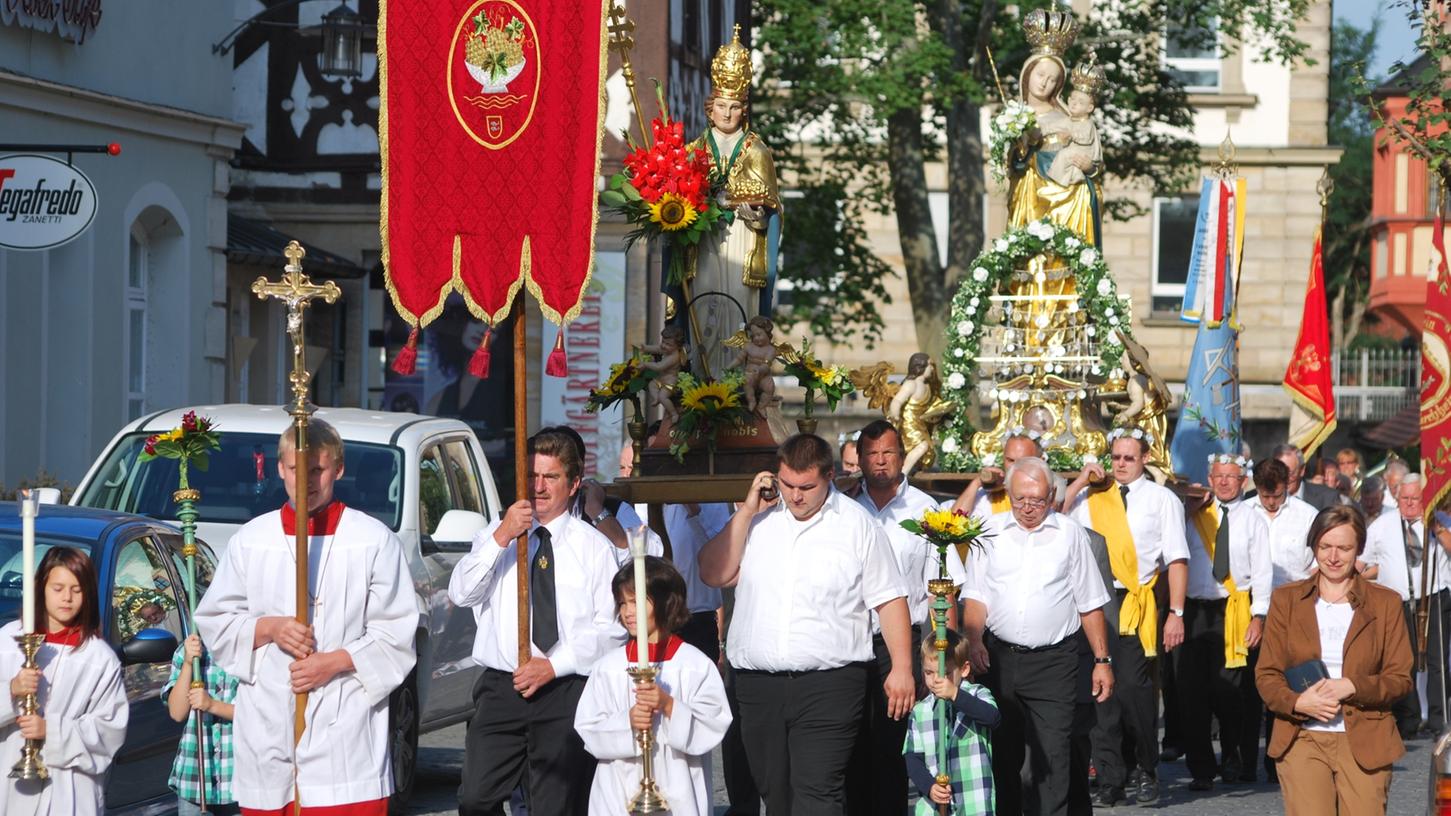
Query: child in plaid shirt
164,633,239,816
903,629,1000,815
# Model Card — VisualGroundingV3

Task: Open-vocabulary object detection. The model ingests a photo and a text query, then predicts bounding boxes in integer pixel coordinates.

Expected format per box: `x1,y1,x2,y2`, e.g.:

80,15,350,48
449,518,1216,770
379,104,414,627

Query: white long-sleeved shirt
1365,512,1449,601
574,642,731,815
664,503,731,614
195,506,419,809
1245,494,1318,588
1069,475,1190,587
857,477,967,630
448,512,624,676
963,511,1111,648
1185,499,1273,616
0,621,128,816
726,490,907,672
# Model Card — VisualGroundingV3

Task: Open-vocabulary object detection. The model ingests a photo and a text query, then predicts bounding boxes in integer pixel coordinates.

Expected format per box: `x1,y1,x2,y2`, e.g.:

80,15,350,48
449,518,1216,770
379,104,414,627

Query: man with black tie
449,429,624,815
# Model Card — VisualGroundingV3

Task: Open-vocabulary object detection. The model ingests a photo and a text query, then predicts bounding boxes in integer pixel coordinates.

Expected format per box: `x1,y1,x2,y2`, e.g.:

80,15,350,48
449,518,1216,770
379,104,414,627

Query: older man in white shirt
699,433,911,815
963,456,1113,816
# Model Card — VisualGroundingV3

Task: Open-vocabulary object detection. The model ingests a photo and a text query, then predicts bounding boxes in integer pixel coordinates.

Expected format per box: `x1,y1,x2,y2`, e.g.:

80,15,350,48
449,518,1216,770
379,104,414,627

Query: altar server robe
195,505,418,810
574,641,732,816
0,620,128,816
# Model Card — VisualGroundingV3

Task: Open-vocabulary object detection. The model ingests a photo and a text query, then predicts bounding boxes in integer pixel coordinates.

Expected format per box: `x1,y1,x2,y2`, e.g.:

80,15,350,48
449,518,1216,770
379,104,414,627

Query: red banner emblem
447,1,540,149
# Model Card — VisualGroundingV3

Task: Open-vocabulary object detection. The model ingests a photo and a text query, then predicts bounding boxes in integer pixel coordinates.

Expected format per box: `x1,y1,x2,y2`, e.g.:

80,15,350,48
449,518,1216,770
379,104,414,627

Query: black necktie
1406,520,1424,570
1213,505,1231,583
1119,484,1131,508
531,527,559,652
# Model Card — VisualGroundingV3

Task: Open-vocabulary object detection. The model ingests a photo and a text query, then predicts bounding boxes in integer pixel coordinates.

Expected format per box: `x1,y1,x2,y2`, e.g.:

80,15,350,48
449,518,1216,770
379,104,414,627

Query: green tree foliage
751,0,1313,355
1324,17,1379,347
1377,1,1451,185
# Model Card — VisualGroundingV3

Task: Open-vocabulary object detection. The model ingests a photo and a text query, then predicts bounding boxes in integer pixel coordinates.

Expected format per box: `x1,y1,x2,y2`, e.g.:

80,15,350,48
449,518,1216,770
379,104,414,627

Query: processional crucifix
251,241,341,778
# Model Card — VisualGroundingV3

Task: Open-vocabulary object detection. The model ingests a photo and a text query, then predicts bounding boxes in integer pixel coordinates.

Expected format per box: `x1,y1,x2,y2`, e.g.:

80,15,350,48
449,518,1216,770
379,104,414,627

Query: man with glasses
963,456,1112,816
1364,475,1449,736
1062,429,1189,805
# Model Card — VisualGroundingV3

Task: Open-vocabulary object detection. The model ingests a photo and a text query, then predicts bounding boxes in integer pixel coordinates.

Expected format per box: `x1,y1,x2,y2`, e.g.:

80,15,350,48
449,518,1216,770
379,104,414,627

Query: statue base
641,412,783,477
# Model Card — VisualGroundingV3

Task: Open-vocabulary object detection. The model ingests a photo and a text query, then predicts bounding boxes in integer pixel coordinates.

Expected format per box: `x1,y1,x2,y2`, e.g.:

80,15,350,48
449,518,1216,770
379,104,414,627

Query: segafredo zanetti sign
0,154,99,251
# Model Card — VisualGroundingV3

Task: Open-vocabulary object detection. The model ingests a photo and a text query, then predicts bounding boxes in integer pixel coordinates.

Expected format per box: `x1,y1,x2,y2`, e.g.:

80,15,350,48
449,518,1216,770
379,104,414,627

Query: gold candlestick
625,665,668,815
10,632,48,781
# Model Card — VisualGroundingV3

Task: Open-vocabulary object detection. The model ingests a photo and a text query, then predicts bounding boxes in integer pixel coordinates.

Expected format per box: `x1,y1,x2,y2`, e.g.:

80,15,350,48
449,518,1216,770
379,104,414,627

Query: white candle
20,490,37,634
632,526,649,669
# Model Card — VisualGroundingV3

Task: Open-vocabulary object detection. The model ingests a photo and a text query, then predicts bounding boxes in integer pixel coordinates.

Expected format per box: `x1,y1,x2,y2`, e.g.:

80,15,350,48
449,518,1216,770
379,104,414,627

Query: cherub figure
638,326,688,425
1043,61,1105,187
850,352,956,474
725,315,783,415
1104,332,1175,481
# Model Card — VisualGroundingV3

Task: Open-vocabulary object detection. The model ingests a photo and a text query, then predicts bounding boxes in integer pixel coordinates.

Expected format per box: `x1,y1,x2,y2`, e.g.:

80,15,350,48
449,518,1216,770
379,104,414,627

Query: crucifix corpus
251,240,341,767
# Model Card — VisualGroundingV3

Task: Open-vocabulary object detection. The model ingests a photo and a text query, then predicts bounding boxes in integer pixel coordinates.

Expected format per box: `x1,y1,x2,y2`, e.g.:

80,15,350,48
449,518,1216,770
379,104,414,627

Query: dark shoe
1134,772,1160,804
1238,769,1257,783
1093,786,1125,807
1188,777,1215,792
1220,757,1244,784
1159,745,1184,763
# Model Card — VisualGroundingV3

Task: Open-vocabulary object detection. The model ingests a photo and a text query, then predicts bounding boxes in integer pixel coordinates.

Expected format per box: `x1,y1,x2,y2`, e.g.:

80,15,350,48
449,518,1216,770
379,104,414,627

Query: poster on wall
0,154,99,251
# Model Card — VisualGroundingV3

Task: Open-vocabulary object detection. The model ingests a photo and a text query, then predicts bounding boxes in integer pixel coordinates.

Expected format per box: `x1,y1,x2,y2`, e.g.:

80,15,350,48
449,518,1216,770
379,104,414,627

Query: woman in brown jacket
1256,504,1413,815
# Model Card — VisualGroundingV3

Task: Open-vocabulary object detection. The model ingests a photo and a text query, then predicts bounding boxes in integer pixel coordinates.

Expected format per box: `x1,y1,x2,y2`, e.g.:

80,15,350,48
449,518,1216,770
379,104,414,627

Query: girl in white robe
575,556,731,816
1,547,129,816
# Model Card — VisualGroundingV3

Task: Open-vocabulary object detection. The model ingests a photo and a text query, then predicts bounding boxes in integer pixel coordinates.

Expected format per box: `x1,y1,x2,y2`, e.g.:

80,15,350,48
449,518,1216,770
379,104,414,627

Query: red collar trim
281,501,346,536
44,625,83,646
625,635,684,663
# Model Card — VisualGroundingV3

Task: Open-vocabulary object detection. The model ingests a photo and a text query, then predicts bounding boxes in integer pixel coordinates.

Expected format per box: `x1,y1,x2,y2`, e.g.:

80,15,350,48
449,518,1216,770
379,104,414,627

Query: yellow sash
1086,489,1159,657
989,489,1011,514
1191,506,1252,669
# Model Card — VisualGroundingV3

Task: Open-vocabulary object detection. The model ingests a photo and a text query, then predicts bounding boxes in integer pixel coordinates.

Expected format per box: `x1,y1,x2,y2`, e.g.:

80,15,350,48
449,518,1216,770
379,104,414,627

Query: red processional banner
379,0,607,367
1423,207,1451,522
1282,227,1337,457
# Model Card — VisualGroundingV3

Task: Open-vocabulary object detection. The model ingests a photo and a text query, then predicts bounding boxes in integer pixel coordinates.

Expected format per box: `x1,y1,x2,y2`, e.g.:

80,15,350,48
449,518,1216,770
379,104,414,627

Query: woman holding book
1256,504,1413,815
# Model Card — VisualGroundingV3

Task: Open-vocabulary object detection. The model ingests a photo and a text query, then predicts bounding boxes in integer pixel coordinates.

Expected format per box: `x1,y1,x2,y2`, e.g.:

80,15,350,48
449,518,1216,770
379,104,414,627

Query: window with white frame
1151,195,1198,314
126,227,148,420
1164,17,1220,91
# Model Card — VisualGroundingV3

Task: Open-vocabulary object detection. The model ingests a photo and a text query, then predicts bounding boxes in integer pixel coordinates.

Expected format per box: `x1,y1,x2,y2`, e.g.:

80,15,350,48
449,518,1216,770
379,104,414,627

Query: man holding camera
699,433,911,815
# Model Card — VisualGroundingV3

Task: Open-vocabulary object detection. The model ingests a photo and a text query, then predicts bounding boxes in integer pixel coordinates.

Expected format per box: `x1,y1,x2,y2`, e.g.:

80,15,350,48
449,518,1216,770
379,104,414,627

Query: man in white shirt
963,456,1113,816
1062,429,1189,807
1246,458,1318,589
699,433,912,815
449,429,624,816
1365,474,1448,735
1177,454,1272,790
846,420,967,816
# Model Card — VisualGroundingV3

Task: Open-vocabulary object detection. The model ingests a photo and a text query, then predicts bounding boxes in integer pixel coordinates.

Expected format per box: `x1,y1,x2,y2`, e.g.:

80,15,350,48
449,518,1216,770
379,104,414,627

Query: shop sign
0,154,99,251
1,0,103,44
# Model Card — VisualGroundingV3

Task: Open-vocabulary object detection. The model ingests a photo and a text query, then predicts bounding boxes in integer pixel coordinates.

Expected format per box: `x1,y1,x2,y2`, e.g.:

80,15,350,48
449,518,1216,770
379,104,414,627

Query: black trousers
1173,598,1260,781
982,632,1078,816
678,610,720,663
736,663,869,816
847,628,923,816
1091,605,1160,788
1429,590,1451,730
1068,630,1097,816
458,670,591,816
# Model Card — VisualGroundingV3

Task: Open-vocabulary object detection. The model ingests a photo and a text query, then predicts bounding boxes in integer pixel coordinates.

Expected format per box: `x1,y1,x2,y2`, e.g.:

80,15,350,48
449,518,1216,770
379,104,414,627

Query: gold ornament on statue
710,24,752,102
1022,8,1079,57
1070,58,1108,98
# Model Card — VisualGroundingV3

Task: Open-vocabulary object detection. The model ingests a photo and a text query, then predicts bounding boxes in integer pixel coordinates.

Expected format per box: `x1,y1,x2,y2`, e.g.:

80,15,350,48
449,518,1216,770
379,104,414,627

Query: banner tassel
468,328,494,379
545,327,569,377
391,327,420,376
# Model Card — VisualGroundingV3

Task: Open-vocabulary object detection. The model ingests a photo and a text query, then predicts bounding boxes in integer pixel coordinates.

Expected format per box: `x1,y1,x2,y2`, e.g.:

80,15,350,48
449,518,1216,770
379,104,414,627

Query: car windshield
0,533,93,623
77,432,404,531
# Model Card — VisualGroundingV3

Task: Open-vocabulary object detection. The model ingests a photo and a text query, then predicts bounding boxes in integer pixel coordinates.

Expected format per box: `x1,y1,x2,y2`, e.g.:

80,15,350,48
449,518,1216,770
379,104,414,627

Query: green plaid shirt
162,643,239,805
903,681,996,816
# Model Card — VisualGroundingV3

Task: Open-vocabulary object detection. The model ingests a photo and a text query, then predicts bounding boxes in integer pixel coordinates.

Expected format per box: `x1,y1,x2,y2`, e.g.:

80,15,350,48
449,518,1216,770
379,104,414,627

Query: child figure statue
639,326,689,425
1044,60,1105,187
727,315,782,416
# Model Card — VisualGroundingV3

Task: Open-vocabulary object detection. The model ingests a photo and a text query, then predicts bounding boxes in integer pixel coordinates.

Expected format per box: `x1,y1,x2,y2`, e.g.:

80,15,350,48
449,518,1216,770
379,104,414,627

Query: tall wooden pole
251,242,340,813
514,291,531,666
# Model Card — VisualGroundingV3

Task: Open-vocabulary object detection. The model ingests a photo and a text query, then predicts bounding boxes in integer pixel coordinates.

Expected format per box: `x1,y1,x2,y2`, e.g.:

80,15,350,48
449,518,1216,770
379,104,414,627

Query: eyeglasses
1013,497,1049,508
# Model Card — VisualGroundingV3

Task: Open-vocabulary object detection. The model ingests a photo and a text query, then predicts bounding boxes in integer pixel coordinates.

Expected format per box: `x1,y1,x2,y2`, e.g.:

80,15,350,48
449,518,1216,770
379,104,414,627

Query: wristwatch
1170,607,1185,618
592,507,613,525
1094,656,1113,665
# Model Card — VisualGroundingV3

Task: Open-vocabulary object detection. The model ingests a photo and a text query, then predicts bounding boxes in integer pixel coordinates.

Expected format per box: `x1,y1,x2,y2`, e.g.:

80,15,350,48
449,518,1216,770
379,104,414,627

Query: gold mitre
1023,8,1079,58
1071,59,1108,98
710,24,753,101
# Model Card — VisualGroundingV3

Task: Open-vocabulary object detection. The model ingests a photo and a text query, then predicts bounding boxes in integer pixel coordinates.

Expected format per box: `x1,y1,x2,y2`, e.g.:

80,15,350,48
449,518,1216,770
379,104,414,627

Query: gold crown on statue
710,24,753,101
1071,59,1108,98
1023,8,1079,58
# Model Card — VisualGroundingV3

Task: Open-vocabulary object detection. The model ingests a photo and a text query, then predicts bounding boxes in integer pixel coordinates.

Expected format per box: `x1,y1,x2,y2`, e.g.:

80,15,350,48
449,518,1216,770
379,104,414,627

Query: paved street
405,722,1438,814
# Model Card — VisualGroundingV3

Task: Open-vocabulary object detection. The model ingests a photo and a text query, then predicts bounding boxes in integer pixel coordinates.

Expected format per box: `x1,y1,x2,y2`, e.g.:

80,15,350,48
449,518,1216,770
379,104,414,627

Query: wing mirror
430,509,488,545
120,627,179,665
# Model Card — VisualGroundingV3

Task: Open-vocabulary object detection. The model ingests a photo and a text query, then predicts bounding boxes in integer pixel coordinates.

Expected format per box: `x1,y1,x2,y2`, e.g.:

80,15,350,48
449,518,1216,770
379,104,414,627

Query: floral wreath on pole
937,219,1134,472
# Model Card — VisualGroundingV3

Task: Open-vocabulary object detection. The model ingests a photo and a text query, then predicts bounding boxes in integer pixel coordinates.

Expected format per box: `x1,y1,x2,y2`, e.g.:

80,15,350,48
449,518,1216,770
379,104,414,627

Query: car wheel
388,680,420,814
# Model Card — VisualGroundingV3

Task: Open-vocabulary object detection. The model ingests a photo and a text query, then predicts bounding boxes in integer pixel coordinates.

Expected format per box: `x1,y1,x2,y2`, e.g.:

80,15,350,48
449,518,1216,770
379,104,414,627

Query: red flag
1422,204,1451,522
1283,227,1338,456
380,0,606,333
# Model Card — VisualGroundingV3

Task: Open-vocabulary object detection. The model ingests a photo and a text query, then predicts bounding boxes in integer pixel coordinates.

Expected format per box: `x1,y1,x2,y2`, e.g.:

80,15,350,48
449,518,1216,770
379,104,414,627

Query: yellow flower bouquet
900,507,989,573
585,355,655,421
779,338,853,418
668,371,752,462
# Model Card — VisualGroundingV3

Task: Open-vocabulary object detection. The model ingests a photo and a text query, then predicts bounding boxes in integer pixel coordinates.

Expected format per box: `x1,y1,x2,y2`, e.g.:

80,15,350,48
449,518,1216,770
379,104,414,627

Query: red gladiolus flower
182,411,198,433
144,435,159,456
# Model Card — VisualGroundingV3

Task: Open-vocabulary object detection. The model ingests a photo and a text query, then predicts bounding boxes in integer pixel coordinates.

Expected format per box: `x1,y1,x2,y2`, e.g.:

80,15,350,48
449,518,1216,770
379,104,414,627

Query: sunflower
159,427,185,443
648,193,698,232
601,359,640,395
680,380,739,412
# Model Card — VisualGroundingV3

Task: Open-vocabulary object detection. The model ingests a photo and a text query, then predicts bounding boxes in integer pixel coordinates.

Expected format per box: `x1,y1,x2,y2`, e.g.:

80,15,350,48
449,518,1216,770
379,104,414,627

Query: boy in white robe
195,420,418,816
1,547,129,816
575,556,731,816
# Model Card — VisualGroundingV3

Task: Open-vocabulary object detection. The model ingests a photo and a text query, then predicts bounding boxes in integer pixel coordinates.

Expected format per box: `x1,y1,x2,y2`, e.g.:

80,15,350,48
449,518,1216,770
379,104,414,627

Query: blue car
0,501,218,815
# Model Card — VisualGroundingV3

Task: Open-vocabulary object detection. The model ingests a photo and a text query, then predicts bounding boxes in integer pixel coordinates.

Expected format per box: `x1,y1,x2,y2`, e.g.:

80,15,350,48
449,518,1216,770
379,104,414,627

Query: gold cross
252,241,341,415
605,5,648,148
